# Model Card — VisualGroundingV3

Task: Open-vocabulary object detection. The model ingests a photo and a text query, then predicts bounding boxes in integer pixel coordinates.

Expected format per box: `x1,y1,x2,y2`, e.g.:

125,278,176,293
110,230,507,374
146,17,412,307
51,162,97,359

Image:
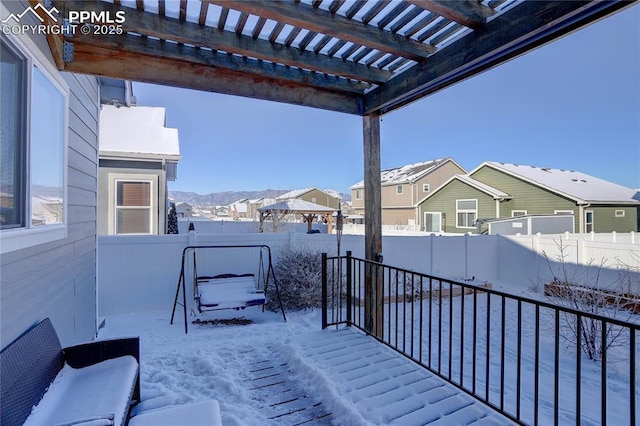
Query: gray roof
478,162,639,205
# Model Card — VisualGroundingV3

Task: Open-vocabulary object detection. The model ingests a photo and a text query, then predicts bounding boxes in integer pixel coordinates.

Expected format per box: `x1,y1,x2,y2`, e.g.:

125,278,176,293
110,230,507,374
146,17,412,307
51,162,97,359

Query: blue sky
133,5,639,195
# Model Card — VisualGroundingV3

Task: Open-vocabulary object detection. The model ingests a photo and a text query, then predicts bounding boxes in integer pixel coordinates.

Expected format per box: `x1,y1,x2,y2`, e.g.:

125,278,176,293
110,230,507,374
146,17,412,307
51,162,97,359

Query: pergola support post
363,112,383,338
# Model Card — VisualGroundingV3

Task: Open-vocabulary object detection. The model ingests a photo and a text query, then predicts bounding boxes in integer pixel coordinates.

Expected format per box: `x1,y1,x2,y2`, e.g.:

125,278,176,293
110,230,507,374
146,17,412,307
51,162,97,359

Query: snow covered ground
99,287,638,425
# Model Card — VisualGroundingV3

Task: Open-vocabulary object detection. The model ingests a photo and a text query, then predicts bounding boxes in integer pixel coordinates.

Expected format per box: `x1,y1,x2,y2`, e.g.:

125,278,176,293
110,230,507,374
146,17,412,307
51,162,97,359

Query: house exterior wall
97,161,167,235
418,180,497,233
471,166,580,230
588,206,637,233
381,208,415,226
296,189,340,209
1,3,99,349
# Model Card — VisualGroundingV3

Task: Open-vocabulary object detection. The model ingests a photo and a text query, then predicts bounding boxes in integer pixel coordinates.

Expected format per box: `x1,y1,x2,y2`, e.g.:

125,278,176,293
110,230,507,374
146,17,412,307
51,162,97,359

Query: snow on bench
197,274,266,311
24,356,138,426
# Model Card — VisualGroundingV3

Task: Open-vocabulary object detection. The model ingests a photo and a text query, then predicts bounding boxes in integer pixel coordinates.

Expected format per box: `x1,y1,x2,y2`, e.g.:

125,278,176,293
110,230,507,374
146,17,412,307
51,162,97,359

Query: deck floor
291,327,516,425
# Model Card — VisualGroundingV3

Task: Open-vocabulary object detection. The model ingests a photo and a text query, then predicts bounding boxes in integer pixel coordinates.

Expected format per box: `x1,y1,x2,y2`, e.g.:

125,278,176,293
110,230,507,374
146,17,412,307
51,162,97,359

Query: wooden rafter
36,0,636,116
406,0,495,29
68,32,370,94
64,42,361,114
365,0,635,114
56,0,390,84
205,0,436,61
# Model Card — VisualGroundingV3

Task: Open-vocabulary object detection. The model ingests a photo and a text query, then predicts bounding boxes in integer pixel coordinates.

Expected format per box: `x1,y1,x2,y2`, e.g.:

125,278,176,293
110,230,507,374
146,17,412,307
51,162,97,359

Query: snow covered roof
277,188,341,200
478,162,639,205
350,158,457,189
99,105,180,160
454,175,512,200
417,174,511,205
259,199,335,212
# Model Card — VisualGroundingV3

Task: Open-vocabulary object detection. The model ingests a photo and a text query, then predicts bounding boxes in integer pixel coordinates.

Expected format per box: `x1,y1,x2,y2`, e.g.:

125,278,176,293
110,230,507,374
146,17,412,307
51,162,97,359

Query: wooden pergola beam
68,33,370,95
64,43,362,114
206,0,436,61
364,0,636,114
54,0,391,84
406,0,495,29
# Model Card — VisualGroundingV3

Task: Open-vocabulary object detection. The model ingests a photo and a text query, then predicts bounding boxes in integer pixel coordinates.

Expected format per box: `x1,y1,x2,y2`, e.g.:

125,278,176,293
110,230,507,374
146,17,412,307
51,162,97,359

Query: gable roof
417,174,511,205
475,162,639,205
99,105,180,160
277,188,341,200
350,158,463,189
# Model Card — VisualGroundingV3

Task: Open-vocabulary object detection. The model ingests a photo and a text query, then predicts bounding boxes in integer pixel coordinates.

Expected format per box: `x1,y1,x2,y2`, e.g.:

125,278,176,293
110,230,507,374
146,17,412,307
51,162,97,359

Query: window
115,180,152,234
311,197,317,204
456,199,477,228
585,210,594,233
423,184,430,192
615,210,625,218
554,210,574,215
512,210,527,217
423,212,442,232
355,189,362,200
396,185,403,195
1,37,68,253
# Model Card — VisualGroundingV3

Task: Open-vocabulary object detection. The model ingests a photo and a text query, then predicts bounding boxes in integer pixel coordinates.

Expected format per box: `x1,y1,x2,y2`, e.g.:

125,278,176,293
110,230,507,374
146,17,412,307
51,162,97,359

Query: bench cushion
24,356,138,426
198,275,265,309
129,400,222,426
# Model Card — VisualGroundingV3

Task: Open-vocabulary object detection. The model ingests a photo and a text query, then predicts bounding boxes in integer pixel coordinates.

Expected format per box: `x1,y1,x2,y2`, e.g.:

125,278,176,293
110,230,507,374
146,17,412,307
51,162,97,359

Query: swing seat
196,273,266,311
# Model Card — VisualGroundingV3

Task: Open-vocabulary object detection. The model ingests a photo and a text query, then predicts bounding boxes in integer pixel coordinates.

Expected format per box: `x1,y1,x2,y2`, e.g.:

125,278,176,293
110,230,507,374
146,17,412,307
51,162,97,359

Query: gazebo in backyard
36,0,637,335
258,199,336,233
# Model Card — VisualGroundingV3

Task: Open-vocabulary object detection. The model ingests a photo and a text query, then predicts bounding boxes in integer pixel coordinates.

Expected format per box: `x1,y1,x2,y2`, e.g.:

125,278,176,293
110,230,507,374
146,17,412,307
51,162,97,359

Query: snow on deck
290,327,515,425
99,311,515,425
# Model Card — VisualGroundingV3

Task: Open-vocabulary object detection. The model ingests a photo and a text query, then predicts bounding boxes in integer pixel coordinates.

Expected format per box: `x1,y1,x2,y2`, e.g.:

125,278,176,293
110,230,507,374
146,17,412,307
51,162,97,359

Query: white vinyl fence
98,231,639,316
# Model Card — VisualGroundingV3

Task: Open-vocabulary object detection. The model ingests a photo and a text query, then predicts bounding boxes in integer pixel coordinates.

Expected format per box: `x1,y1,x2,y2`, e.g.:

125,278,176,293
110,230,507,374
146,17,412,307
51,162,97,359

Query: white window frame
311,197,317,204
396,185,403,195
512,210,527,217
615,210,625,218
423,211,442,232
108,173,158,235
554,210,574,215
355,189,362,200
585,210,594,233
0,35,69,254
423,183,430,192
456,199,477,229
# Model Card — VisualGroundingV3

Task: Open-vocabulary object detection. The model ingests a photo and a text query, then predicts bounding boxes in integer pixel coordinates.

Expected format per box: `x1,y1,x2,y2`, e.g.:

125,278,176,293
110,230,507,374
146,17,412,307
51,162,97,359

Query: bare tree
543,239,637,361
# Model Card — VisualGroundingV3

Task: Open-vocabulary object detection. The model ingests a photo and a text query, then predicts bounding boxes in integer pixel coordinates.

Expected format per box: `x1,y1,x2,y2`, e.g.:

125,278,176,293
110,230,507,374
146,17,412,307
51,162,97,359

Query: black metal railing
321,251,639,426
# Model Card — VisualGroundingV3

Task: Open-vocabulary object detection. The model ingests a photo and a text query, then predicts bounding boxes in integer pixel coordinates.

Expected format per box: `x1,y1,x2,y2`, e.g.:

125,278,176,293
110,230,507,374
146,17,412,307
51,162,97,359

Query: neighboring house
98,102,181,235
175,202,193,218
277,188,342,210
247,198,277,220
350,158,465,227
1,1,100,348
418,162,640,234
229,198,249,219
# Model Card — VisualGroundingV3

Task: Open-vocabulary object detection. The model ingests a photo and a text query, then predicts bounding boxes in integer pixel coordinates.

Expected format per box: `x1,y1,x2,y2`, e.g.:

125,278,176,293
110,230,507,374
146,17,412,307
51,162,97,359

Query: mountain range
169,189,351,206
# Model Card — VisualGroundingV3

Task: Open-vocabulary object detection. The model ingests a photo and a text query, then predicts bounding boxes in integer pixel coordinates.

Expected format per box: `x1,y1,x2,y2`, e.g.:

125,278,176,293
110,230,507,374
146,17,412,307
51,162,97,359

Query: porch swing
170,245,287,333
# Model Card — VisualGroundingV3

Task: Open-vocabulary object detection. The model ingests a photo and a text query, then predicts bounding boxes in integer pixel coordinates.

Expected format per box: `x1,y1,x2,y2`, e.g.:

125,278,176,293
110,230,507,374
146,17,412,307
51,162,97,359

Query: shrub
266,248,323,312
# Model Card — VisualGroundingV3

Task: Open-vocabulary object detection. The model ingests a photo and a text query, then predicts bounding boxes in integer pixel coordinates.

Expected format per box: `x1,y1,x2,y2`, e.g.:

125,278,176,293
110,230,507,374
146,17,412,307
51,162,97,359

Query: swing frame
170,244,287,333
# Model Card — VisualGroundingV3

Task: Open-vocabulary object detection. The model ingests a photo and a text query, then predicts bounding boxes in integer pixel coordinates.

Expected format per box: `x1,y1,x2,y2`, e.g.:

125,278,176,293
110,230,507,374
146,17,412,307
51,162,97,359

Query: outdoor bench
0,318,140,426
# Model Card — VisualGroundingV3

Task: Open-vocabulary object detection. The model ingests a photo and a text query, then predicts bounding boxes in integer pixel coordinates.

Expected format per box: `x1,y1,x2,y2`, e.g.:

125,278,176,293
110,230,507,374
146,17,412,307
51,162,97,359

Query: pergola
33,0,636,334
257,199,336,233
